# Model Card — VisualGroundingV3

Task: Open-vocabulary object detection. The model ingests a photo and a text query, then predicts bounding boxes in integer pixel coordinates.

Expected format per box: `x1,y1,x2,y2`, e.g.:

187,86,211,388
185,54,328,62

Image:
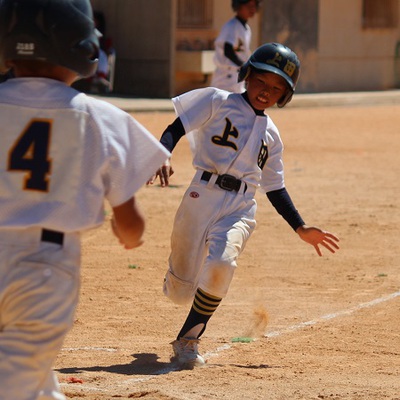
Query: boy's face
245,71,288,111
237,0,258,19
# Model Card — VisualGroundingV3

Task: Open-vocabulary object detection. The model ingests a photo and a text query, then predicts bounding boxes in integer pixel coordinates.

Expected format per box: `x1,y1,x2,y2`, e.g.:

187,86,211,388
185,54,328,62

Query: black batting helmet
238,42,300,107
232,0,261,11
0,0,99,77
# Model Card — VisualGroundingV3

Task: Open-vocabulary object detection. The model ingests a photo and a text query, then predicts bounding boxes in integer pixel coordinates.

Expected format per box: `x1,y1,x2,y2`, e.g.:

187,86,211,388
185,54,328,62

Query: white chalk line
265,290,400,338
60,290,400,390
62,346,117,352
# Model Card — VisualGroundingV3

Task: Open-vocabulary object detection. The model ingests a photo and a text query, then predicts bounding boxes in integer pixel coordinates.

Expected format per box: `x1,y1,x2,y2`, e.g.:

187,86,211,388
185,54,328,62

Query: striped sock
193,288,221,316
177,288,222,339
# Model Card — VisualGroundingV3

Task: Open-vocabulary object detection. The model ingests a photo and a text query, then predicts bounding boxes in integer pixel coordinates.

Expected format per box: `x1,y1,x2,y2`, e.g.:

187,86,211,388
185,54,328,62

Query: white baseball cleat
170,337,205,368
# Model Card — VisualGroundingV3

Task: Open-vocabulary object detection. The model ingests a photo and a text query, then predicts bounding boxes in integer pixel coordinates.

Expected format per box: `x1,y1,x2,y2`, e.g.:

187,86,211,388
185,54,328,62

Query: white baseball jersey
0,77,169,400
164,87,285,303
211,17,252,93
0,78,170,233
173,87,285,193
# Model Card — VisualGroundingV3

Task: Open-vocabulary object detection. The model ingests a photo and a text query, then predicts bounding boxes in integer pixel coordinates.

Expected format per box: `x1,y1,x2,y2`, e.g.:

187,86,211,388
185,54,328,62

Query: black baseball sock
177,288,222,340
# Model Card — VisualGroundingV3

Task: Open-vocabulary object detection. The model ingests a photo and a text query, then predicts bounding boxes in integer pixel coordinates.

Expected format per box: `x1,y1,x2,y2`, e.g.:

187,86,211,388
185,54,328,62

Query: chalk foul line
264,290,400,338
60,290,400,388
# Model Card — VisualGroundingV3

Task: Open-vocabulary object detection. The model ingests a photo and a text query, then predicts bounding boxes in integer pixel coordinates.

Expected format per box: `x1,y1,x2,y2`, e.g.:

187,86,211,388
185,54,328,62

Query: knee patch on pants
163,269,196,305
199,260,236,299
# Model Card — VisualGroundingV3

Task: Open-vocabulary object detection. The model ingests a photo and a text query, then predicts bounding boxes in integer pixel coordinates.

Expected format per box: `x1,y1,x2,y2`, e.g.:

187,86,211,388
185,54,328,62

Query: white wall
318,0,400,91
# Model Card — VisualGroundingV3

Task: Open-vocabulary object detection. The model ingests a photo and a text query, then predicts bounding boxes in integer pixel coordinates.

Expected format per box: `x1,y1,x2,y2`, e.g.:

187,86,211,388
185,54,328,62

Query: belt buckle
218,174,238,192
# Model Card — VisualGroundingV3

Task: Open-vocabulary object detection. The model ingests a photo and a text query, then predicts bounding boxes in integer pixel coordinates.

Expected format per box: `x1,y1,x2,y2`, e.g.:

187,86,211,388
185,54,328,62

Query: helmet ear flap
277,89,294,108
238,61,251,82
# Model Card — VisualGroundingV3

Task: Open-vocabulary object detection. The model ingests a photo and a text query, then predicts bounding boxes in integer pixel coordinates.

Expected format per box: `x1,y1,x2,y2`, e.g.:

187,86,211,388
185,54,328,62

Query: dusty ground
56,103,400,400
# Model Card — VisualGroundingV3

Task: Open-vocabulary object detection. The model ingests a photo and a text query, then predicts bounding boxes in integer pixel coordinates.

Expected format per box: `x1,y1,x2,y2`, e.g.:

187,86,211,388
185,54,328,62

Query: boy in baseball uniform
148,43,340,369
211,0,261,93
0,0,169,398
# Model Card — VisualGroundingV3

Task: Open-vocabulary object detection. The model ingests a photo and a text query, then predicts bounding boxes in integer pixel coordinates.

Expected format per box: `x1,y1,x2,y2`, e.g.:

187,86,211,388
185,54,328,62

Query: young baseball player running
210,0,261,93
0,1,169,399
148,42,340,369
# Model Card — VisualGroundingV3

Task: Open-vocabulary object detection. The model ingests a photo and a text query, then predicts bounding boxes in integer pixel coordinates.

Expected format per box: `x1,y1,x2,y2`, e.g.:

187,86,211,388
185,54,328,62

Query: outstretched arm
147,117,185,187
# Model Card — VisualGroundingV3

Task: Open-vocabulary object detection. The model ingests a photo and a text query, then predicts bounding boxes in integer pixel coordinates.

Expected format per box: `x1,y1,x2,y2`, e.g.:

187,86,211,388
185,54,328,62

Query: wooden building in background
89,0,400,98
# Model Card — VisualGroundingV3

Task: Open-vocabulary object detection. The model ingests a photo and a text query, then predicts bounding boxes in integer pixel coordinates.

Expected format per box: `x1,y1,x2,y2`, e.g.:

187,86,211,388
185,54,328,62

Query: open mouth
256,94,269,104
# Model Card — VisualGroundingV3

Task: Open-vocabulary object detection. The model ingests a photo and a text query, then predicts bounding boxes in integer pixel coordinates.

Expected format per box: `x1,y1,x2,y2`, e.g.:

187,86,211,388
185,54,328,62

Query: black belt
41,229,64,246
201,171,247,193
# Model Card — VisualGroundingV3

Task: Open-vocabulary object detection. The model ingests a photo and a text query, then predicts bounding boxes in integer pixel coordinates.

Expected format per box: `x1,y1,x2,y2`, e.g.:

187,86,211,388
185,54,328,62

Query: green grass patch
231,337,254,343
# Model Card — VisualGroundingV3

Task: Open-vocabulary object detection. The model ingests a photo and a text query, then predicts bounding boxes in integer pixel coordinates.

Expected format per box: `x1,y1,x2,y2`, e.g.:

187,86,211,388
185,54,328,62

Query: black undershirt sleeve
266,188,305,231
159,117,186,152
224,42,244,67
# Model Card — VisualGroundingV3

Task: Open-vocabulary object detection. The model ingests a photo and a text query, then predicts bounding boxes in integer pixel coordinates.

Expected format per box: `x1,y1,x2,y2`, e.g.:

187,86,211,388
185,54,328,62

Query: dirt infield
56,103,400,399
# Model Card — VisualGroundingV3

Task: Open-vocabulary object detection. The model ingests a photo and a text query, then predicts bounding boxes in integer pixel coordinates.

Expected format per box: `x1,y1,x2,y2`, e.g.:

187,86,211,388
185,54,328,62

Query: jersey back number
8,119,52,192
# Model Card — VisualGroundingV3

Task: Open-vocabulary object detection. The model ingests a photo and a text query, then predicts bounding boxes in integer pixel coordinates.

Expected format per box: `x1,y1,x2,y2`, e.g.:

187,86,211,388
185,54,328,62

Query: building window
177,0,213,29
362,0,398,28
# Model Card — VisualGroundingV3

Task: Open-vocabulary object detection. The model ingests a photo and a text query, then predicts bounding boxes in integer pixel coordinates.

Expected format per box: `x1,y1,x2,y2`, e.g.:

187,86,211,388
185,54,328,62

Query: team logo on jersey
257,139,268,170
212,118,238,151
189,191,200,198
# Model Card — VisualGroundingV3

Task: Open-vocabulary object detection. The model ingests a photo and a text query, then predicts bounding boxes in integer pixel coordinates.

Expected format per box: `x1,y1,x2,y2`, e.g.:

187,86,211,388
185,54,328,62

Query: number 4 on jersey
8,119,52,192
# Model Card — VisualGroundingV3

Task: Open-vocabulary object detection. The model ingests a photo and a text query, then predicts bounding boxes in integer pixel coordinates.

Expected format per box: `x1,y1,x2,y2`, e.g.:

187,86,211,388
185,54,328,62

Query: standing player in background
148,43,340,369
210,0,261,93
0,0,169,399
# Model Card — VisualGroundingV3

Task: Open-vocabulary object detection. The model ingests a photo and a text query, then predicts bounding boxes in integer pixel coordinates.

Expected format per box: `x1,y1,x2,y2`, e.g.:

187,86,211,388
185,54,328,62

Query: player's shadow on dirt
57,353,176,376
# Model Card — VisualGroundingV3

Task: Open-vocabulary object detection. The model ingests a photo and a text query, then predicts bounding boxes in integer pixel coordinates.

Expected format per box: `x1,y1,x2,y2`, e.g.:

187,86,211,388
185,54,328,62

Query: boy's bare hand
296,225,340,256
147,160,174,187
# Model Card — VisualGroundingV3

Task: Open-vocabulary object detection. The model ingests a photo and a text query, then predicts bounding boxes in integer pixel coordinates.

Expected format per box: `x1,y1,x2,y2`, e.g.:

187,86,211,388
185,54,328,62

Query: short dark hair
231,0,261,11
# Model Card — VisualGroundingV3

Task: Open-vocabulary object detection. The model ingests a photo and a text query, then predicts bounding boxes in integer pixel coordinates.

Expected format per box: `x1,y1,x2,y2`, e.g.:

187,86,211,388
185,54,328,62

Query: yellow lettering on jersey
211,118,238,151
